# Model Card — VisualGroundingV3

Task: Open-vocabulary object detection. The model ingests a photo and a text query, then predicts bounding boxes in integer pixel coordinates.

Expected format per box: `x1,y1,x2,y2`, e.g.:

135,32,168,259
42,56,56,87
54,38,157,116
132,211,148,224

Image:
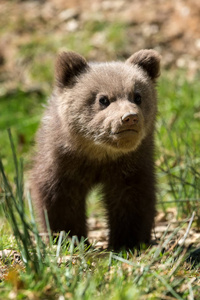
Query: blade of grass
153,272,184,300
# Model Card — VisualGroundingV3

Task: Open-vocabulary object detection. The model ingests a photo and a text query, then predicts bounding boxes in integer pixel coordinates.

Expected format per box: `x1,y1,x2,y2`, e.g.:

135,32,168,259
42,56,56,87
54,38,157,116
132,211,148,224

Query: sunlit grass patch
156,73,200,220
0,88,45,176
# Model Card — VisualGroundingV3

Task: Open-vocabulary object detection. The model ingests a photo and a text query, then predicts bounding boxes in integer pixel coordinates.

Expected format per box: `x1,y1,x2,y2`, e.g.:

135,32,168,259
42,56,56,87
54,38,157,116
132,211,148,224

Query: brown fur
30,49,161,251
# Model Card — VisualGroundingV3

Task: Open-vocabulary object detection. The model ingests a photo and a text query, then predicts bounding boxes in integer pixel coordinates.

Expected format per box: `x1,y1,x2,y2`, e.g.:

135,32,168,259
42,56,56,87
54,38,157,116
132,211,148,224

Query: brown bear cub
30,49,161,251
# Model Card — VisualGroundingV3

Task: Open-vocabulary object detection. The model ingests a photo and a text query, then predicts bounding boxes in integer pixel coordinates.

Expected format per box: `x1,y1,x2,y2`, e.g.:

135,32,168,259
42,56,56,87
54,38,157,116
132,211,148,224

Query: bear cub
31,49,161,251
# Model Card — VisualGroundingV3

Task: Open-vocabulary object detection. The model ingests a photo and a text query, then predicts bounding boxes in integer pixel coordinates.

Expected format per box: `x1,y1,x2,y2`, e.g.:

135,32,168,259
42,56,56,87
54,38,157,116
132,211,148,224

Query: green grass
156,73,200,222
0,88,45,176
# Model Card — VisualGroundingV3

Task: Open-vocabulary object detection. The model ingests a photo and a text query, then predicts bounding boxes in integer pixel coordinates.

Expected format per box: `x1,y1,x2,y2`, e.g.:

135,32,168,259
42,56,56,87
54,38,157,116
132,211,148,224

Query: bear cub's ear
55,51,89,88
126,49,161,81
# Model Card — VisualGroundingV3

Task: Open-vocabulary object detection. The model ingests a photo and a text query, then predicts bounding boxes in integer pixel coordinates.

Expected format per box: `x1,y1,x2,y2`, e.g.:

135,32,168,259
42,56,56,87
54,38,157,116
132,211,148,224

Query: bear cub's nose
121,113,139,125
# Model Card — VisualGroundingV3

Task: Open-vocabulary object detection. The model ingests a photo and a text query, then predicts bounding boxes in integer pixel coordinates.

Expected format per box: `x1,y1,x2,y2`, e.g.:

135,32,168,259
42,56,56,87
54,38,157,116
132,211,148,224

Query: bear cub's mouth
111,128,138,135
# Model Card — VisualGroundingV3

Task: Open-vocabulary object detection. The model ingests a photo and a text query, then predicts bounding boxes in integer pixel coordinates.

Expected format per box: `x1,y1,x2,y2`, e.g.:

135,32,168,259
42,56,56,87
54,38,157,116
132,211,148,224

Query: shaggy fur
30,49,161,250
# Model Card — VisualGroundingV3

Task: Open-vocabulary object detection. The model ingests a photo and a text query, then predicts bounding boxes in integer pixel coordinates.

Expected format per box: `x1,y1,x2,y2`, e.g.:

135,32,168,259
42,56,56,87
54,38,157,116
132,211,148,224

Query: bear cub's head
54,50,161,158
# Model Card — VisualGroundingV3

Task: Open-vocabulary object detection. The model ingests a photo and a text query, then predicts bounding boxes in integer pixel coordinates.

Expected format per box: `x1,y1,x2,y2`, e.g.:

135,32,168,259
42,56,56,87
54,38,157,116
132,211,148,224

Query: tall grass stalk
0,129,46,277
157,120,200,219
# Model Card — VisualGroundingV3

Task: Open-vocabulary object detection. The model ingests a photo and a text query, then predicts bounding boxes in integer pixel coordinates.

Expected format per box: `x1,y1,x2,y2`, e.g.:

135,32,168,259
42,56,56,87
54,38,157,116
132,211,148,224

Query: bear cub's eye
99,95,110,107
134,92,142,105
